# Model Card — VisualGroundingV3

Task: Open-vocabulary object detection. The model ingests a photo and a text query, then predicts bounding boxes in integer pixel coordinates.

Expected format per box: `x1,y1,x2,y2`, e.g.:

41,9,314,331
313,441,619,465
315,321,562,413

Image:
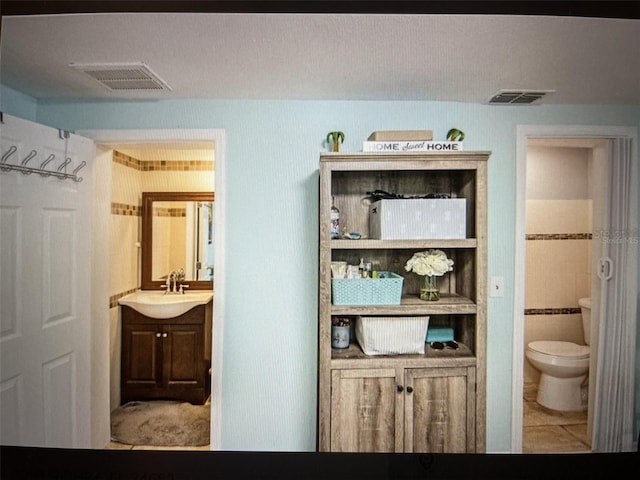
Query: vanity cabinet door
163,324,205,389
404,367,475,453
121,323,163,391
330,368,404,452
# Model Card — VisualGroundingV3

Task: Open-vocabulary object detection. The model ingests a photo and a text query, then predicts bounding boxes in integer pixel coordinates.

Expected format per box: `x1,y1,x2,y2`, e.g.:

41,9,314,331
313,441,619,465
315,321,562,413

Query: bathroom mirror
141,192,215,290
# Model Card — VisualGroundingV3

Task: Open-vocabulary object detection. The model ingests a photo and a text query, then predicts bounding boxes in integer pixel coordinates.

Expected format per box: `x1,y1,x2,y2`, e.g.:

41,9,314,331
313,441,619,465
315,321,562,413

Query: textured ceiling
1,12,639,105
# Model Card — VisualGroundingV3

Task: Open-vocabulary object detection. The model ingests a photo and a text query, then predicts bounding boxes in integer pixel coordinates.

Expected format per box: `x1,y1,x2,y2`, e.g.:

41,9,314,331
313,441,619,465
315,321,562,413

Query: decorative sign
362,141,464,152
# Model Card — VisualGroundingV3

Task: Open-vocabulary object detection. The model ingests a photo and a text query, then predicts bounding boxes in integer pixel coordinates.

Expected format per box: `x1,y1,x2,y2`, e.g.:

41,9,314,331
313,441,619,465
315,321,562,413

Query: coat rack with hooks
0,145,86,182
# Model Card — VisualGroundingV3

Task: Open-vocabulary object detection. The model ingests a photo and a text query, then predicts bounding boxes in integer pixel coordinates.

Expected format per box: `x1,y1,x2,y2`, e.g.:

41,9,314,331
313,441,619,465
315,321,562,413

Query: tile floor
523,382,591,454
106,385,591,453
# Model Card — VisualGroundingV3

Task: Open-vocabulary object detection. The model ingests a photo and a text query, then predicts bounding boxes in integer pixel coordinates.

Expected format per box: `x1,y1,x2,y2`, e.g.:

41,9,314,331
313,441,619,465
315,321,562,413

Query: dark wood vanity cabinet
121,300,212,405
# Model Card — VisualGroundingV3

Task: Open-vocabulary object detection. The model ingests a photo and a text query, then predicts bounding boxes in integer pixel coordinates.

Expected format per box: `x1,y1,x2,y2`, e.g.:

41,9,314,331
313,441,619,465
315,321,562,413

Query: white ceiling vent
69,62,172,92
489,89,555,105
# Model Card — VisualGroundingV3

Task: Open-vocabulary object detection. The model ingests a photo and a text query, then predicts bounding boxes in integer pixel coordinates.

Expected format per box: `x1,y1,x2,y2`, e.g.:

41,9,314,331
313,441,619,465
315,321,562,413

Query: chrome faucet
164,271,176,294
176,268,189,294
164,268,189,294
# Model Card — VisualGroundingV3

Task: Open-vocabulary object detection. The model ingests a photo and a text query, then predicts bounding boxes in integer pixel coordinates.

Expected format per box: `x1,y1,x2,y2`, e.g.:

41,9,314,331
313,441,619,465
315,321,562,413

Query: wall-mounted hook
72,161,87,182
57,157,72,172
40,154,56,169
21,150,37,166
1,145,17,167
37,154,56,177
20,150,38,174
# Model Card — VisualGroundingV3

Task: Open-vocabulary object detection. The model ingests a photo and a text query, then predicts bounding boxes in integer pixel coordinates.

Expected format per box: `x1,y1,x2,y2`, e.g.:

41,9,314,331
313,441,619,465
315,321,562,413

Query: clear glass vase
420,275,440,301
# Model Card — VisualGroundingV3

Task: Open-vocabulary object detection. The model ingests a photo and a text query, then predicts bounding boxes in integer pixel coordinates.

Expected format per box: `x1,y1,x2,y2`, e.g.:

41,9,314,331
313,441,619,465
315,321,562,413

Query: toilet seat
528,340,589,359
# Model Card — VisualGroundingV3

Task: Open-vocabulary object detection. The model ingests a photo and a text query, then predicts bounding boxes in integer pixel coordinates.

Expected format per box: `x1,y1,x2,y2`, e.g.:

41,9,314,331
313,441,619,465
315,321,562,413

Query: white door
1,114,94,447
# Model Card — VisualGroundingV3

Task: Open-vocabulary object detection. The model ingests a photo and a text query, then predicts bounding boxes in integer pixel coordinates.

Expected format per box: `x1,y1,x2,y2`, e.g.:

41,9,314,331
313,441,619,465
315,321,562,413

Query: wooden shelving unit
317,151,489,453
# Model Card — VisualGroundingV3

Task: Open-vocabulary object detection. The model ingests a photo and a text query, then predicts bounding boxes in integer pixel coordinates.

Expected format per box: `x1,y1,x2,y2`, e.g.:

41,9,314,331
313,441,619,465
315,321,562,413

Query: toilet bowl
525,297,591,411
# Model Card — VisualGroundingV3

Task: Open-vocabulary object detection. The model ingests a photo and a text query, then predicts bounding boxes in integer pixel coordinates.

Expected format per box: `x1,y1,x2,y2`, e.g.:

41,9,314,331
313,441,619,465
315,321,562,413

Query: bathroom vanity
120,298,212,405
119,191,215,406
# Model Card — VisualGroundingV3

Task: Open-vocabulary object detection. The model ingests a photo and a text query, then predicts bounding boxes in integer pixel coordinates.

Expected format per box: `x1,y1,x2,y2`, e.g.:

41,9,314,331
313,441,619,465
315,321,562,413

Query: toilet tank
578,297,591,345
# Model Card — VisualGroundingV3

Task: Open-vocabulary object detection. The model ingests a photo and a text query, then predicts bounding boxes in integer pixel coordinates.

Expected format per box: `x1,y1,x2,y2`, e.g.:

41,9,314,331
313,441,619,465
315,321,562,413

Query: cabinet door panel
164,325,203,387
330,368,403,452
405,368,474,453
405,368,471,453
122,324,160,386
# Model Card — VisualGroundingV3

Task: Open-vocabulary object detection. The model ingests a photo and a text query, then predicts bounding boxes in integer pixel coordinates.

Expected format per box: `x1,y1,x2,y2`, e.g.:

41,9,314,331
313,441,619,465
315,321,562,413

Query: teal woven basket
332,271,404,306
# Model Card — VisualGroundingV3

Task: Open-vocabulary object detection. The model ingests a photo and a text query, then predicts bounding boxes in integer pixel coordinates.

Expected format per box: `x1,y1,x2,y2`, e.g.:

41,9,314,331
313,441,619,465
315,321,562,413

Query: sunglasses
430,340,459,350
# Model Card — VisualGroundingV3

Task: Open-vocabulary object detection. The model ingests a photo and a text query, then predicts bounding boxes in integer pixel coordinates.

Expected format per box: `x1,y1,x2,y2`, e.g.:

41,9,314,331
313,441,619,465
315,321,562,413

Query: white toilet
525,297,591,411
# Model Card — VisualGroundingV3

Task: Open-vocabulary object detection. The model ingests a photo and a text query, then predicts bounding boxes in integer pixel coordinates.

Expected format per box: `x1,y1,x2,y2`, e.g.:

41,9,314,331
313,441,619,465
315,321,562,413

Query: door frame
512,124,637,453
78,128,226,450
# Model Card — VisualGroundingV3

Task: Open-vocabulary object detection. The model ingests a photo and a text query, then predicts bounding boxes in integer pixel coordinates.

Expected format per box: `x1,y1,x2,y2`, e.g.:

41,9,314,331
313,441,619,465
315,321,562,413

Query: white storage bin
355,316,430,356
369,199,466,240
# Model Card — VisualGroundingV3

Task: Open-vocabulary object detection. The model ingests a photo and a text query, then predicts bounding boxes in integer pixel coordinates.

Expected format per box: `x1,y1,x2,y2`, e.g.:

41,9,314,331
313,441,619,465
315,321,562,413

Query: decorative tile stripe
526,233,592,240
113,151,144,169
113,151,213,171
109,288,139,309
524,308,582,315
154,207,186,217
110,203,186,217
141,160,214,171
111,202,142,216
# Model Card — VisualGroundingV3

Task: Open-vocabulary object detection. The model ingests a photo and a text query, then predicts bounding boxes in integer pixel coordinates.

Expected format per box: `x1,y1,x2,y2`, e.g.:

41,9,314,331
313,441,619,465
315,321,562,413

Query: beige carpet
111,401,210,446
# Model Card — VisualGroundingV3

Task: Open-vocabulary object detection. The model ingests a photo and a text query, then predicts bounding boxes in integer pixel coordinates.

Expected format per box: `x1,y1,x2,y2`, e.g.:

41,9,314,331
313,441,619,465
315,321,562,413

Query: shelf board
331,294,477,315
330,341,477,369
320,151,491,168
330,239,477,250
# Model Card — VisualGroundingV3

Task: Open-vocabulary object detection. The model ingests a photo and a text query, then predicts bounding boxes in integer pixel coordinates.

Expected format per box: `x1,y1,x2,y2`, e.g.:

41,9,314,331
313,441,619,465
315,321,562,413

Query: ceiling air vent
69,62,172,92
489,89,555,105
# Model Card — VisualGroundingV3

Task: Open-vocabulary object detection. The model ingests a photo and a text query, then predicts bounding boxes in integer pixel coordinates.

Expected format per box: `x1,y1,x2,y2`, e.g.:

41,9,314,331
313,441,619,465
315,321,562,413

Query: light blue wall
1,85,37,122
2,88,639,451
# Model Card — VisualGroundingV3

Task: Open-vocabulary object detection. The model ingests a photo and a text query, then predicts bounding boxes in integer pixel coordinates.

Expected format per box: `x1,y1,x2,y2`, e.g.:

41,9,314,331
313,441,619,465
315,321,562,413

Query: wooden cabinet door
330,368,404,452
162,324,204,388
404,367,475,453
122,323,162,389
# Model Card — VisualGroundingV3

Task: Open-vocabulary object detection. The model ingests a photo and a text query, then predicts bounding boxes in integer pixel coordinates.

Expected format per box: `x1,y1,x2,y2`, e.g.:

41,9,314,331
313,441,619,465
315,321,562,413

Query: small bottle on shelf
330,195,340,239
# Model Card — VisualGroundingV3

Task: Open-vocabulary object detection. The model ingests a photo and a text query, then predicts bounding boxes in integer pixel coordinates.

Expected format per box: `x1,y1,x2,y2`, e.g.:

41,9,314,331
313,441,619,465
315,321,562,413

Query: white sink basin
118,290,213,319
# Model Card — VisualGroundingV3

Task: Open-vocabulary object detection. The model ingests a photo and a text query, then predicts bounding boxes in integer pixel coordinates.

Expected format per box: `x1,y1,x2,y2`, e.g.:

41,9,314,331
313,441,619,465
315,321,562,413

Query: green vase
420,275,439,301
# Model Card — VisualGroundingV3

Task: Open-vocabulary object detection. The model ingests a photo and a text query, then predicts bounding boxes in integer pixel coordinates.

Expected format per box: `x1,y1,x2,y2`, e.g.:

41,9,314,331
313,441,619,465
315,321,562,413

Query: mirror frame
141,191,215,291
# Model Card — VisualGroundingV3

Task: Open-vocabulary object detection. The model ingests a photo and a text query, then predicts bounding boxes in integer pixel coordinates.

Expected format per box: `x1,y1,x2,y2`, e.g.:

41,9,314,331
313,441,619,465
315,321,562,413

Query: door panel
1,114,94,447
405,368,471,453
42,353,75,446
42,209,76,324
122,324,160,386
164,324,203,386
330,368,403,452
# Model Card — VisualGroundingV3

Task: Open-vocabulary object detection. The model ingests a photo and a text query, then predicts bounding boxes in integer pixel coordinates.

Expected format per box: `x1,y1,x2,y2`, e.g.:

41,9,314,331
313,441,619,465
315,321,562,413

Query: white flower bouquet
404,249,454,277
404,249,453,301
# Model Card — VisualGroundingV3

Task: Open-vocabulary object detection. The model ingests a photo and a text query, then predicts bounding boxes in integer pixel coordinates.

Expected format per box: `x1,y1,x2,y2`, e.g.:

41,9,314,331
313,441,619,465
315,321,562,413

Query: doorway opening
80,128,226,450
521,138,606,453
512,125,638,453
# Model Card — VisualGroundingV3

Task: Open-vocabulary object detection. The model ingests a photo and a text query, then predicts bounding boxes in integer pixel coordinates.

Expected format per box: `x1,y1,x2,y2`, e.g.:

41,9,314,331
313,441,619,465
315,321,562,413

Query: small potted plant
404,249,454,301
326,131,345,152
446,128,465,142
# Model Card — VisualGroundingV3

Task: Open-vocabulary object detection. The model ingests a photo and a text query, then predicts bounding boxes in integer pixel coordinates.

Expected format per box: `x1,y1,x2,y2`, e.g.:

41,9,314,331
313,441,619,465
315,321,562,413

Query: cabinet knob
397,385,404,393
162,332,168,338
155,332,161,338
406,386,413,394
